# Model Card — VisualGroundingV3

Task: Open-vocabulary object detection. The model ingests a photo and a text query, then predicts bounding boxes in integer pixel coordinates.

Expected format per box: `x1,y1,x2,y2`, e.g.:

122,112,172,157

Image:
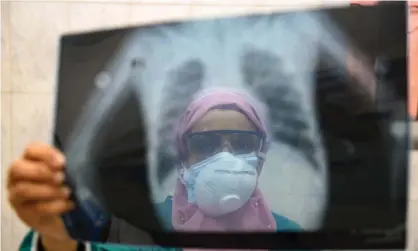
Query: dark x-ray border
55,1,409,250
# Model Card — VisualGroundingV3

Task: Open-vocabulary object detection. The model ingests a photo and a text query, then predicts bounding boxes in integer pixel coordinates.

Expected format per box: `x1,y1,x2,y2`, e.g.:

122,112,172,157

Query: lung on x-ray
54,2,408,250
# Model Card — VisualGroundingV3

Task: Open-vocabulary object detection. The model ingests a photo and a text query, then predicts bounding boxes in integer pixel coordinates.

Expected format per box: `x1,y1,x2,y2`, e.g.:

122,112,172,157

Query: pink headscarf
172,87,277,236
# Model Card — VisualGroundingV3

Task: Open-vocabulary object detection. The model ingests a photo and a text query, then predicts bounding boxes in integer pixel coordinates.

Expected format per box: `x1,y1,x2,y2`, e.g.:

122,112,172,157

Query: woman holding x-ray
11,87,306,251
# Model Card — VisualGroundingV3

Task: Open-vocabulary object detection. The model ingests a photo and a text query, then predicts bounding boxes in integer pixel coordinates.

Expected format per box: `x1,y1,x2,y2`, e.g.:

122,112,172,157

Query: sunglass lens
188,134,220,157
231,134,260,155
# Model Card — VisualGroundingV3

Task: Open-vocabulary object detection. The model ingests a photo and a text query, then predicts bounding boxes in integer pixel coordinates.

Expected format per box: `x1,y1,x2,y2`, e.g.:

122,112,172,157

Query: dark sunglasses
184,130,264,160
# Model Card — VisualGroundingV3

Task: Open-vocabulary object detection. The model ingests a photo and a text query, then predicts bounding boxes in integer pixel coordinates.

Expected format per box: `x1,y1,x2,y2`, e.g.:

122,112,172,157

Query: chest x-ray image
55,2,408,250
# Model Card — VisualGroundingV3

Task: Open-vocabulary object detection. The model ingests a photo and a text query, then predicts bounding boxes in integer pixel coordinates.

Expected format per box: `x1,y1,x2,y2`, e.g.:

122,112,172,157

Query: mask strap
256,152,266,175
178,163,187,185
257,152,266,160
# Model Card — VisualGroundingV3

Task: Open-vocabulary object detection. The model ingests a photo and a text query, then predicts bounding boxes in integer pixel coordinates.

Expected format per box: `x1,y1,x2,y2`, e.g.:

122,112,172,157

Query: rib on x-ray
57,3,407,247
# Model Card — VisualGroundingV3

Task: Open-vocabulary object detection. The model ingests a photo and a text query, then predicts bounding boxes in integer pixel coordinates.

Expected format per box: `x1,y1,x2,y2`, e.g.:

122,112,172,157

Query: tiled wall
1,1,416,251
410,6,418,118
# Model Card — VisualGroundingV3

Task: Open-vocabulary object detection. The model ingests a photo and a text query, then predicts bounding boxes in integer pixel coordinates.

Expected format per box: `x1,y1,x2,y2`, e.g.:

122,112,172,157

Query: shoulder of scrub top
155,196,303,232
272,212,303,232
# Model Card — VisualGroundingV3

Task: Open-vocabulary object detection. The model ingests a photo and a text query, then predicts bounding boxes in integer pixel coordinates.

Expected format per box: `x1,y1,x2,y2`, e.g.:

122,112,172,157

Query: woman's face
185,109,260,166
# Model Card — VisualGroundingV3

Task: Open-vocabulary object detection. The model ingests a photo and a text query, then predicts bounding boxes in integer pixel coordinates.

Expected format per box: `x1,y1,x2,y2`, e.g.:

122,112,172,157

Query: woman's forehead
191,109,256,133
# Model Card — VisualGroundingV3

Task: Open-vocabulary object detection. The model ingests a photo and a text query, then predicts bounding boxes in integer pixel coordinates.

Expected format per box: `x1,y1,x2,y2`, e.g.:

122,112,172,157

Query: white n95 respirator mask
181,152,258,217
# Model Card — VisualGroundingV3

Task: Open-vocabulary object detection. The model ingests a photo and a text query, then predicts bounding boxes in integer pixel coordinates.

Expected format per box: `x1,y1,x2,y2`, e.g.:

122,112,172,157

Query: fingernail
54,153,66,166
62,187,71,197
55,172,65,183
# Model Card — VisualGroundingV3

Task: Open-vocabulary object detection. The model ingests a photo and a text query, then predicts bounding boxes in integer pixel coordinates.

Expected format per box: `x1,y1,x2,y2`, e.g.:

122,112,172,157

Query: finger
23,143,65,170
19,200,75,215
8,159,65,186
9,182,71,205
32,200,75,215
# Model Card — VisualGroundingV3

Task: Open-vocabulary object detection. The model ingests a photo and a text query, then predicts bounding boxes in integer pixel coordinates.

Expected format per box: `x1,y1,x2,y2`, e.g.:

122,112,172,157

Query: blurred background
1,0,417,250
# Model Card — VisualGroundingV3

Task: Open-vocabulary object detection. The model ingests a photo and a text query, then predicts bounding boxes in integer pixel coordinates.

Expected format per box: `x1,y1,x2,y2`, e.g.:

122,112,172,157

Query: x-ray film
55,2,409,250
